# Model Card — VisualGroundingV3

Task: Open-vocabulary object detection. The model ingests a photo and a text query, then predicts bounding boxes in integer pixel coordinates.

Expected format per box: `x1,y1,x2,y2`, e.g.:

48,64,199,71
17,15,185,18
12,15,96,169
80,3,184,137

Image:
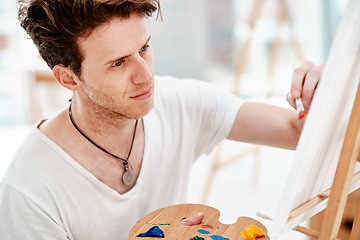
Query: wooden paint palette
129,204,269,239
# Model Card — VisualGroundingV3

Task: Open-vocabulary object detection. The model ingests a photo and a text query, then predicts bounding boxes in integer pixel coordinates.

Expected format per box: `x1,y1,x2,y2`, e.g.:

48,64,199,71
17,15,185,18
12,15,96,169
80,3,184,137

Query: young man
0,0,324,239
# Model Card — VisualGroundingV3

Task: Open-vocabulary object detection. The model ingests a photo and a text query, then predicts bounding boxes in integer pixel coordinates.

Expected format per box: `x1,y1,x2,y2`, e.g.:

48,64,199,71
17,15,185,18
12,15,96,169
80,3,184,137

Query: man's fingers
180,212,204,226
289,61,325,111
286,92,296,109
301,62,325,108
291,61,315,99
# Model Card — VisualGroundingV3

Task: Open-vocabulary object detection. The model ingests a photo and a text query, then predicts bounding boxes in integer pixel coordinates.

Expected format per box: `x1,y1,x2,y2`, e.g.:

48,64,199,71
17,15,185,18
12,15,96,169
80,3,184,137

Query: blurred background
0,0,351,239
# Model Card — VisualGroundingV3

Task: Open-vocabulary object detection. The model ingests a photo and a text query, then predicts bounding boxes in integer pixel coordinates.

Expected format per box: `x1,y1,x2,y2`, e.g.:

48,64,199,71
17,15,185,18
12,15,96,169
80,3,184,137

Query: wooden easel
233,0,304,97
289,80,360,239
201,0,304,205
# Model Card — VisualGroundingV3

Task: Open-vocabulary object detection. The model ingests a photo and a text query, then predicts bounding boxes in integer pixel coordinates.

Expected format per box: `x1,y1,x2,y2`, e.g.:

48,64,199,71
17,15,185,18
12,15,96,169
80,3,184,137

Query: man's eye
140,45,149,53
113,59,124,67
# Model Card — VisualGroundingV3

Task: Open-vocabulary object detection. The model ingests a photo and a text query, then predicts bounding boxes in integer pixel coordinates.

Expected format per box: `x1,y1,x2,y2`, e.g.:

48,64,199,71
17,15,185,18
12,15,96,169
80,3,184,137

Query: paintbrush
291,54,306,120
295,98,305,120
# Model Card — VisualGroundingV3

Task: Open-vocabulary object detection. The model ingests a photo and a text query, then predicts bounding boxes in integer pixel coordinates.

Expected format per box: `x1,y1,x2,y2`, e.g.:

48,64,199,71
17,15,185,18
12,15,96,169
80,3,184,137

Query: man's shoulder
154,75,211,96
4,120,68,184
154,75,178,87
154,75,203,85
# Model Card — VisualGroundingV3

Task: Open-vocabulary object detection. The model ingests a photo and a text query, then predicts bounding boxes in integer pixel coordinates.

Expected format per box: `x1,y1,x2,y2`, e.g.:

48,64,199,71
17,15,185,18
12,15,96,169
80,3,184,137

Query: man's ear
53,65,82,91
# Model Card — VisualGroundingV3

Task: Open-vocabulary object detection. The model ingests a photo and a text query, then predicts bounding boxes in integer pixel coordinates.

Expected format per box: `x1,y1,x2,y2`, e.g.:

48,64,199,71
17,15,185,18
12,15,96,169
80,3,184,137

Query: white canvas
269,0,360,237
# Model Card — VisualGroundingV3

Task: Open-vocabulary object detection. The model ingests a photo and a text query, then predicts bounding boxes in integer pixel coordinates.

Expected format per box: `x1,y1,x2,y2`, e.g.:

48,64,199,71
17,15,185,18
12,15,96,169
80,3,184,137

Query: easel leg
350,157,360,240
233,0,266,95
319,82,360,239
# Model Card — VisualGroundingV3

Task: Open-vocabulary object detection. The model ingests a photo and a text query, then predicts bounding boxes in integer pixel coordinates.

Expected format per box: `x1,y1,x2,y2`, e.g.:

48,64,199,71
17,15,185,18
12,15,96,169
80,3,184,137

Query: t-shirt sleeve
174,78,244,158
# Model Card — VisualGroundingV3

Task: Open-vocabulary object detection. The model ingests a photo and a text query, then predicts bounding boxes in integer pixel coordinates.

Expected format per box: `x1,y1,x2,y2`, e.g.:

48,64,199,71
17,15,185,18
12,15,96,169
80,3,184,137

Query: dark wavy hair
18,0,160,77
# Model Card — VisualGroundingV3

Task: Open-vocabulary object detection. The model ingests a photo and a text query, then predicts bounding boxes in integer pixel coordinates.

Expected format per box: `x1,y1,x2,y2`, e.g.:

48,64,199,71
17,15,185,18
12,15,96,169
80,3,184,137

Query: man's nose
131,54,153,85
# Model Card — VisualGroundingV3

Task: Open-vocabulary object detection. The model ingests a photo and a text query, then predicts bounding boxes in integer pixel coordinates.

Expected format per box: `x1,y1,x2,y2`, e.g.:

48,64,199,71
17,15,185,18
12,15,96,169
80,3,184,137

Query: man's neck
67,96,140,158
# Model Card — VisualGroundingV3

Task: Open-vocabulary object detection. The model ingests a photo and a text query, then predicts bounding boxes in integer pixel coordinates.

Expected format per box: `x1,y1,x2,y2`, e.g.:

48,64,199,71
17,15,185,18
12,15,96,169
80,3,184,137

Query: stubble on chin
89,93,154,121
80,81,155,121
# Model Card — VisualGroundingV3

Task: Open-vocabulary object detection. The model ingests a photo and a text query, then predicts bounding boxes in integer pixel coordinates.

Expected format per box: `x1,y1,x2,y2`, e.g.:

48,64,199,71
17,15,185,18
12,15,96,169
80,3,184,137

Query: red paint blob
202,225,214,229
299,111,305,120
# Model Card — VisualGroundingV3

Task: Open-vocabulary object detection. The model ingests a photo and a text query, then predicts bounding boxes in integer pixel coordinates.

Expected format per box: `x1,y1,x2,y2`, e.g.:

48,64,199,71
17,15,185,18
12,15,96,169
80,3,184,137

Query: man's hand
287,61,326,113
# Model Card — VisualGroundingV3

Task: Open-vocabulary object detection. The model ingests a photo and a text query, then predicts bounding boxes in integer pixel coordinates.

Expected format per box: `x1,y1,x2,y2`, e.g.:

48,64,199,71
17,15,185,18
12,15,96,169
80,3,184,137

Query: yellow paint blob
240,225,265,240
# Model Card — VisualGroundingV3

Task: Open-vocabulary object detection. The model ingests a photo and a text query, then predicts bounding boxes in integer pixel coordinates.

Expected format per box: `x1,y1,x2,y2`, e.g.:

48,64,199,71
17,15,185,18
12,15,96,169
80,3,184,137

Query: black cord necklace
68,101,138,186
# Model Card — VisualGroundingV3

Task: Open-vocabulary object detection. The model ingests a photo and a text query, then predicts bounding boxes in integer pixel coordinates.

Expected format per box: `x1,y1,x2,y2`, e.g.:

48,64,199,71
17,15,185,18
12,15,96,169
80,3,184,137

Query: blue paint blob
210,235,229,240
197,229,210,234
137,226,165,238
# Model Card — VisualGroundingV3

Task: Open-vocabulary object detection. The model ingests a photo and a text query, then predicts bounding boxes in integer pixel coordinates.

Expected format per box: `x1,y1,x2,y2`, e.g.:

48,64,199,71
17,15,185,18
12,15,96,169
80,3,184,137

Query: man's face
76,13,154,119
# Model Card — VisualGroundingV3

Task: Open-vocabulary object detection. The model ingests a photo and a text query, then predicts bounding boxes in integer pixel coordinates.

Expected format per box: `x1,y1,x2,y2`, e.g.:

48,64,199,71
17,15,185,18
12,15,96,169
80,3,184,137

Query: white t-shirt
0,76,243,240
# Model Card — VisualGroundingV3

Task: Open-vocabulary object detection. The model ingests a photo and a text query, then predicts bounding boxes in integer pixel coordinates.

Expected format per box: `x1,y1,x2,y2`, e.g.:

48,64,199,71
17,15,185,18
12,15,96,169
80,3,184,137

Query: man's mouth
131,86,153,100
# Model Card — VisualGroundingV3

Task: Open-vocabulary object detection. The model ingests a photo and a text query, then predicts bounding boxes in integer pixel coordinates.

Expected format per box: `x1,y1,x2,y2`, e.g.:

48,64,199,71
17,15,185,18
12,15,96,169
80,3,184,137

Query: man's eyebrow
105,35,151,66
